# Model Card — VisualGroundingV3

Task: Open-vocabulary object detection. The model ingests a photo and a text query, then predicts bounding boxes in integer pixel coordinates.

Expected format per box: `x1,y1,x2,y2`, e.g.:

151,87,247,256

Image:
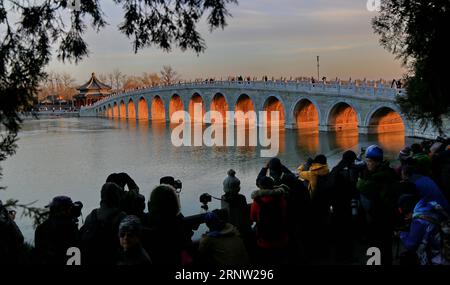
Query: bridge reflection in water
121,117,406,162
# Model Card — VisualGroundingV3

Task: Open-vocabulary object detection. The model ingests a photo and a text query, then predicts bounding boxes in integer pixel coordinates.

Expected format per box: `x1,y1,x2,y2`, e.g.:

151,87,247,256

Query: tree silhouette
372,0,450,133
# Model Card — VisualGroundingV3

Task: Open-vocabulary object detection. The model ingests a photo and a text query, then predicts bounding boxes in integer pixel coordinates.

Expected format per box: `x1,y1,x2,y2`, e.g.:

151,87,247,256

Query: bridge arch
151,95,166,121
262,95,285,127
107,104,113,118
127,98,136,120
326,101,361,131
189,93,205,123
119,100,126,119
292,98,320,130
210,93,229,123
137,97,149,120
234,94,256,126
113,102,119,118
169,94,184,123
365,105,405,134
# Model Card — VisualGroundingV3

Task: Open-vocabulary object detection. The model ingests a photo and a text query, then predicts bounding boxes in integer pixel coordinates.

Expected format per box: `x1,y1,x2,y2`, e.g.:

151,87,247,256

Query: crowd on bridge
1,137,449,266
93,76,404,108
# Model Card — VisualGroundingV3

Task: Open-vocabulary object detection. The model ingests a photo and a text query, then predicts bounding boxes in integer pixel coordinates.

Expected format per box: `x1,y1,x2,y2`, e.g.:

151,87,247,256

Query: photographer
106,172,145,218
329,150,360,262
80,183,127,265
34,196,81,265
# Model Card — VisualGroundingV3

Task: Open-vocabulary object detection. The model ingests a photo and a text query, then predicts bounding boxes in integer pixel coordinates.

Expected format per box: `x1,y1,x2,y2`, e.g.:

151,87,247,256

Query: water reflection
373,131,405,154
296,127,320,155
330,129,359,151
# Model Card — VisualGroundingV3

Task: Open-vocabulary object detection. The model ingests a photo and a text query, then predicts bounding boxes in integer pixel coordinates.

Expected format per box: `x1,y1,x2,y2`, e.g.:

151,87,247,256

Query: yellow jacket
297,163,329,195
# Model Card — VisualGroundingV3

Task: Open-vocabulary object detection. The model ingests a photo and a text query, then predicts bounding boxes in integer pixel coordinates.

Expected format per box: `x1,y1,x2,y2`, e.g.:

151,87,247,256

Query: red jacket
250,188,289,248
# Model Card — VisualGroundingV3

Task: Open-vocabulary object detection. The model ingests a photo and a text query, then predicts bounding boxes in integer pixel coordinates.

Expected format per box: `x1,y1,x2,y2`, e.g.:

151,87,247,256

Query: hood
309,163,329,174
251,187,286,200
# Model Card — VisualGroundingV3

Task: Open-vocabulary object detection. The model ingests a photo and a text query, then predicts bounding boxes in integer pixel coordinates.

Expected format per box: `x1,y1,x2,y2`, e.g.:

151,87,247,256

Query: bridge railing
81,79,405,110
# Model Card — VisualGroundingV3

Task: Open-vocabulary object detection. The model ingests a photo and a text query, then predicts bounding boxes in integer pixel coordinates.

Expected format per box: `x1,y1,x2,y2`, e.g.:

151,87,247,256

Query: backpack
255,195,286,241
80,209,123,264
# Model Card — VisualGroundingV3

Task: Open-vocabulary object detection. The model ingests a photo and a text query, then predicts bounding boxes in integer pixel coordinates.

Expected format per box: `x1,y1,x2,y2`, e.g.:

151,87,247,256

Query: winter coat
250,187,289,249
80,206,126,265
141,212,192,265
198,223,249,266
297,163,329,195
357,162,399,226
221,193,251,238
400,200,447,265
34,216,80,265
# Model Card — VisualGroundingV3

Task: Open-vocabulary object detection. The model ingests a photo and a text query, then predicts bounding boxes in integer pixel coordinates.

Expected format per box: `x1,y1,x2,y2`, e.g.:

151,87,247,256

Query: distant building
37,95,71,111
73,72,111,108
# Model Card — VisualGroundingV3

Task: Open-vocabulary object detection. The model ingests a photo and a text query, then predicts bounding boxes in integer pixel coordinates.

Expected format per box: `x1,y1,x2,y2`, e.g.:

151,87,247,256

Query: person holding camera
34,196,81,264
106,172,145,218
80,182,127,265
329,150,360,262
251,176,289,265
257,157,310,259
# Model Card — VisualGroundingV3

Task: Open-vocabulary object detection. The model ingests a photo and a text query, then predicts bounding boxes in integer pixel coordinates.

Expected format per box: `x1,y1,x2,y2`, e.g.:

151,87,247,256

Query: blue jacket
400,200,444,265
410,174,450,214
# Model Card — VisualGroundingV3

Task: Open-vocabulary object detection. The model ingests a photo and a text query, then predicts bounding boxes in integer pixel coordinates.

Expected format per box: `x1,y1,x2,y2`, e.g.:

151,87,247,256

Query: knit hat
365,145,383,162
119,215,142,237
223,169,241,194
204,211,226,232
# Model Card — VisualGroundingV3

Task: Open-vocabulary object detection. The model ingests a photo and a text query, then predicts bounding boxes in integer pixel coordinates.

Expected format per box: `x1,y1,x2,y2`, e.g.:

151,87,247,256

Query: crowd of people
1,138,449,266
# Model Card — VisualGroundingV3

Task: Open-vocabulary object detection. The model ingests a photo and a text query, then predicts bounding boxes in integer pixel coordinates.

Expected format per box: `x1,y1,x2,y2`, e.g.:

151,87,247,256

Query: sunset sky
48,0,406,84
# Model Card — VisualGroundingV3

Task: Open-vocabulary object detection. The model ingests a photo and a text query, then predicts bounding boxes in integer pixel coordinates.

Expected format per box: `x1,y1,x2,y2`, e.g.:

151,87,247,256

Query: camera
199,193,212,211
160,176,182,192
173,179,182,191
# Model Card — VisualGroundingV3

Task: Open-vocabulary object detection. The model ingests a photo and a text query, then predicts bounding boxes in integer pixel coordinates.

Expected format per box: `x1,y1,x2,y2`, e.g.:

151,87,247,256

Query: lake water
1,117,418,242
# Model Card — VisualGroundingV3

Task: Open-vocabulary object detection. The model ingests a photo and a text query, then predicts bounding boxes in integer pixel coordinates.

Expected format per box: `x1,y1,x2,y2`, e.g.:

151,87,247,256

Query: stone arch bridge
80,80,436,138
